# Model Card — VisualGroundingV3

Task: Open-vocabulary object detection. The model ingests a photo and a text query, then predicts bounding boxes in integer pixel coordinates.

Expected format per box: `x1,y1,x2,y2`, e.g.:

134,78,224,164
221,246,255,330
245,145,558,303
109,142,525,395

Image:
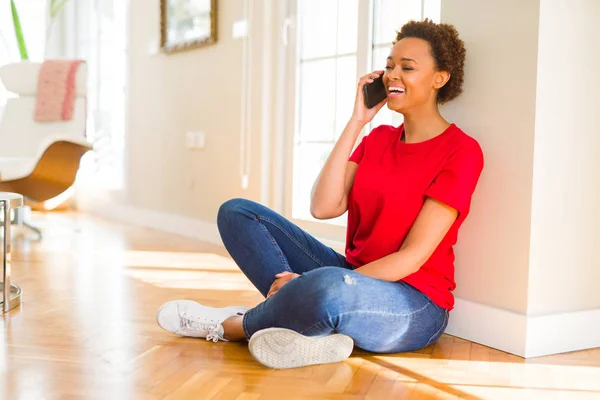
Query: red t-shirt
346,123,484,310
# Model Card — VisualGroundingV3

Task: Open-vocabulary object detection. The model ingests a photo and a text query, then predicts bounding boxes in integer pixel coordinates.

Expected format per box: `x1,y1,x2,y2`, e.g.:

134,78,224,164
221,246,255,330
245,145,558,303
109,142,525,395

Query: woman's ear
434,70,450,89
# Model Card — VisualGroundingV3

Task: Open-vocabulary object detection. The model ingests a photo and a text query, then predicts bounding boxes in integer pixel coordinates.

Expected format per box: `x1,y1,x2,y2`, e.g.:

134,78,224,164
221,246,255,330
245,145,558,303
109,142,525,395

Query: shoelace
180,315,223,342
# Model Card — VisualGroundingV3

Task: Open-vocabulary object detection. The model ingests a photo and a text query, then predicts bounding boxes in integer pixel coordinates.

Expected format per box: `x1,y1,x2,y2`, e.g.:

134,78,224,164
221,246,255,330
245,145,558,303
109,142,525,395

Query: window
0,0,47,108
286,0,441,236
63,0,128,192
0,0,126,194
291,0,359,225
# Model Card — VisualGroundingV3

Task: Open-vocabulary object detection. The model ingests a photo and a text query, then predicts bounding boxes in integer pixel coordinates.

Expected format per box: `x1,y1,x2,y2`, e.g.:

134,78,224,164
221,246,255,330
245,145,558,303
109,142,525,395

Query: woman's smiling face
383,37,449,114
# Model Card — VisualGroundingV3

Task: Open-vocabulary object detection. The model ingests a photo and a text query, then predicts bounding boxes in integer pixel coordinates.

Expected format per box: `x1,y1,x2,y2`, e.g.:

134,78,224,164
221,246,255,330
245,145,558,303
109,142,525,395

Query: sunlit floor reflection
123,250,240,271
126,267,257,291
367,355,600,399
122,250,257,291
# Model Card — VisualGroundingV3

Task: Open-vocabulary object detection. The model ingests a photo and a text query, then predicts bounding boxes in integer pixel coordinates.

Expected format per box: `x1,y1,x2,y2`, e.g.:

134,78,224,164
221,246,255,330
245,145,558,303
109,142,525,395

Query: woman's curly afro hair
394,19,466,104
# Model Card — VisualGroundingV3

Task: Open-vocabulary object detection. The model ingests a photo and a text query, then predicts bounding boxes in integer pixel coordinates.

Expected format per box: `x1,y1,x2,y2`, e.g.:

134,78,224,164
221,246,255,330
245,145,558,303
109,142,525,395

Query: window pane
299,0,338,59
12,0,47,61
299,59,336,142
292,142,346,226
292,142,333,221
291,0,360,227
373,0,423,45
0,0,47,108
336,0,358,54
335,55,357,138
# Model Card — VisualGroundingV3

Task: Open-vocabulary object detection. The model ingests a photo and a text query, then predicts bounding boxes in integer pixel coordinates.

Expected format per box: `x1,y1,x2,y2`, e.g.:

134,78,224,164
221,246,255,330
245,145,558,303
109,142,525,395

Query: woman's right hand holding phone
310,72,386,220
352,70,387,125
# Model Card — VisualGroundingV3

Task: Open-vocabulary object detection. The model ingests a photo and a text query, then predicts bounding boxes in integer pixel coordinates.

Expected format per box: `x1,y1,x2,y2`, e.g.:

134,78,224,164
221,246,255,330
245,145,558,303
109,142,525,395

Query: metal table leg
1,193,24,313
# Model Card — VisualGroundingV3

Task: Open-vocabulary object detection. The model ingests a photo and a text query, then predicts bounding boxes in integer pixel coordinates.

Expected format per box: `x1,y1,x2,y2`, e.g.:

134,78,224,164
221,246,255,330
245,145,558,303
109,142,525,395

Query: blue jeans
217,198,449,353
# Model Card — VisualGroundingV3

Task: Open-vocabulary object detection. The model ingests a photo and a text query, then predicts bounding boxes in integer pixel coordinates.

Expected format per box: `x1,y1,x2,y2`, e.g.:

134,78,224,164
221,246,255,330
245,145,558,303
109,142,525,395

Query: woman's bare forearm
310,117,365,219
309,70,387,219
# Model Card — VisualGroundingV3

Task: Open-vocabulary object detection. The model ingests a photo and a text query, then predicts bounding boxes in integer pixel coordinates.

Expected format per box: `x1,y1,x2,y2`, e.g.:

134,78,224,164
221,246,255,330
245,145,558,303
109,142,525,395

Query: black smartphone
363,75,387,109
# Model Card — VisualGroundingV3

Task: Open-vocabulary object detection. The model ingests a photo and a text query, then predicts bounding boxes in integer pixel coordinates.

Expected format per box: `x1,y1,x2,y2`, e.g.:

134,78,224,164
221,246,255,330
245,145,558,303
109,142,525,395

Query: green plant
9,0,72,61
10,0,28,60
50,0,71,19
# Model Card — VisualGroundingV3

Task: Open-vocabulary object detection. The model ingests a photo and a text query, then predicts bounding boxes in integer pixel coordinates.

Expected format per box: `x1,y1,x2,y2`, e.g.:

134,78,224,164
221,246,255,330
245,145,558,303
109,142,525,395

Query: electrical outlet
195,131,205,149
232,20,248,38
147,39,160,55
185,131,205,149
186,131,195,148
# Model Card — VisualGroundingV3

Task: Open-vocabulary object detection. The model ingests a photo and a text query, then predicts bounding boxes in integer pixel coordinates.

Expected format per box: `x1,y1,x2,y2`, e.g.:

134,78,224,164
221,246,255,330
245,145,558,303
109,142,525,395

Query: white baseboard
446,297,528,356
525,307,600,358
78,196,223,246
447,297,600,358
79,197,599,359
78,193,346,252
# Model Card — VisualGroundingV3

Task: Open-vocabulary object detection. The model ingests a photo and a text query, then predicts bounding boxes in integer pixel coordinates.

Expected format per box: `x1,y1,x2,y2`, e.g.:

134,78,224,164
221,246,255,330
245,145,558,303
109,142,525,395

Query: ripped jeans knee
242,266,448,353
295,267,363,319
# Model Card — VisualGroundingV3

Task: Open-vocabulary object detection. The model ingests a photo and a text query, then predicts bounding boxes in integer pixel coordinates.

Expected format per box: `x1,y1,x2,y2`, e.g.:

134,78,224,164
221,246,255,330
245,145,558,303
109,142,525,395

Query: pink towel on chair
34,59,84,122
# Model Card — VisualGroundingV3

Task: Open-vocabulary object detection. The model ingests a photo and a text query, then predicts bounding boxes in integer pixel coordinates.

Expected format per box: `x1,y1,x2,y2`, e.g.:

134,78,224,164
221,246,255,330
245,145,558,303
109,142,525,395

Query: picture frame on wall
160,0,217,53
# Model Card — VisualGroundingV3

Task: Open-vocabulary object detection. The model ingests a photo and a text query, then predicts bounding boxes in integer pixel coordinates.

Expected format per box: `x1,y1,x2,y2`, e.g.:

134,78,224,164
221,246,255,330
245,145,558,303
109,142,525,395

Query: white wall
441,0,540,314
442,0,600,357
125,0,269,222
529,0,600,315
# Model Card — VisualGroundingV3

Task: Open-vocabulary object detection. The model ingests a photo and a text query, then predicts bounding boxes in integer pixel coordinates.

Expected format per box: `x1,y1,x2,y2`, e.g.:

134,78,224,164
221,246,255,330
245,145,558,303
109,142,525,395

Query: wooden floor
1,212,599,400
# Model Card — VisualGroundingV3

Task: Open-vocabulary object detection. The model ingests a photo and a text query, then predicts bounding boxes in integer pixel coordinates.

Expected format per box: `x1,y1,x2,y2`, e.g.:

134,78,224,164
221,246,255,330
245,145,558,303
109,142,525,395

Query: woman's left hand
267,271,300,298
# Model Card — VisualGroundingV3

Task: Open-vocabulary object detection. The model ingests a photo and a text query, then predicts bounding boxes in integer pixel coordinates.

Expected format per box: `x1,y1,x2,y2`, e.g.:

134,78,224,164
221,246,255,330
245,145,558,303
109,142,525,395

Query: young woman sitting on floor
156,19,484,370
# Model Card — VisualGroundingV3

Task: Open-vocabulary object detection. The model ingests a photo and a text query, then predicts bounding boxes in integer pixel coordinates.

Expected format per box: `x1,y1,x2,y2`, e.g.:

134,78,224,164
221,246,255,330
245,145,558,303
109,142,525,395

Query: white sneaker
248,327,354,369
156,300,250,342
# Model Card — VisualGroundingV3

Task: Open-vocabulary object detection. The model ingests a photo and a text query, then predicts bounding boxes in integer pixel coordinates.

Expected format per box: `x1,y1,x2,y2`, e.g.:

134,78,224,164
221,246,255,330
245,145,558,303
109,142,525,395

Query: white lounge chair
0,61,92,236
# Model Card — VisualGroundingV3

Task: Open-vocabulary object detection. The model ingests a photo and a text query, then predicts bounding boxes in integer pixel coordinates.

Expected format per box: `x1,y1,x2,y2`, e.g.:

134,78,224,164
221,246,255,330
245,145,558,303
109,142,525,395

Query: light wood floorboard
1,212,599,399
